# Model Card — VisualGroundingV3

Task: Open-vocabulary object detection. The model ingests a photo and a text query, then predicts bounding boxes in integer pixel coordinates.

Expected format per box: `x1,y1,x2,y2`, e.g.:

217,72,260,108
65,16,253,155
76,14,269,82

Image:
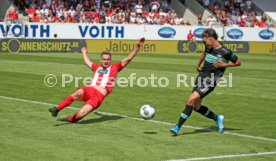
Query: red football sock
67,112,80,123
57,96,74,111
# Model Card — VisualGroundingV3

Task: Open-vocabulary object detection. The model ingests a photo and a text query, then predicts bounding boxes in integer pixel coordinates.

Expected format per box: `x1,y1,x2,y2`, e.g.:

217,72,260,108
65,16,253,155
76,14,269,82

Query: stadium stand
0,0,14,21
196,0,274,27
9,0,188,25
251,0,276,27
180,0,214,25
2,0,274,27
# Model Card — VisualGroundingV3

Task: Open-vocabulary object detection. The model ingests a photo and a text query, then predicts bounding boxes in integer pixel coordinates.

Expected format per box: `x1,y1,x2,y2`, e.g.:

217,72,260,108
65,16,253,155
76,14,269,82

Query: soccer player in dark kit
171,28,241,135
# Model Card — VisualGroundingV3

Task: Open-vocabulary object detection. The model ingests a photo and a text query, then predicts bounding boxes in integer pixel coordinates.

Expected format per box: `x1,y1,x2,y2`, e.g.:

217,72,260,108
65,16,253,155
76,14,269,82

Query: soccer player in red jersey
49,38,145,123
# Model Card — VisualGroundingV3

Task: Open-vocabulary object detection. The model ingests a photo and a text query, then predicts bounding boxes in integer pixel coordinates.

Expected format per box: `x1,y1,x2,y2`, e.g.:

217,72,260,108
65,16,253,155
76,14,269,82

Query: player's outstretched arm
121,38,145,68
196,52,206,72
214,58,241,68
81,47,93,68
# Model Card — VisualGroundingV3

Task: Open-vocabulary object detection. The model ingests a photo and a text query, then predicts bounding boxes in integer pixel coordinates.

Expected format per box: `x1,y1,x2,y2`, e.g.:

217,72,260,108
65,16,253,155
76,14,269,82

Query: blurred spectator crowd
199,0,274,27
11,0,189,25
8,0,274,27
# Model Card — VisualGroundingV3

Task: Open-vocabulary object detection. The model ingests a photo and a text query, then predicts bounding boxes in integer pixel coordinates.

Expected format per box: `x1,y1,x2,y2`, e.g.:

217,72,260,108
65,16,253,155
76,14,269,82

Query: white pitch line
89,110,276,143
167,151,276,161
0,95,276,143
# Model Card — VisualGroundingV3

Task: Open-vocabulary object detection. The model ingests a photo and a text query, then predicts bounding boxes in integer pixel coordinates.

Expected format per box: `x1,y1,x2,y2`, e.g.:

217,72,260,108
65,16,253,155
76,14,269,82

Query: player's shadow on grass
178,126,242,136
144,131,158,135
54,112,124,126
78,114,123,124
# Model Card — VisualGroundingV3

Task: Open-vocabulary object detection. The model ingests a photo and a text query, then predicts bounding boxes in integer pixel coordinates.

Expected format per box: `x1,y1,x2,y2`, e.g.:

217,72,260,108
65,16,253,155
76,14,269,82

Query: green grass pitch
0,52,276,161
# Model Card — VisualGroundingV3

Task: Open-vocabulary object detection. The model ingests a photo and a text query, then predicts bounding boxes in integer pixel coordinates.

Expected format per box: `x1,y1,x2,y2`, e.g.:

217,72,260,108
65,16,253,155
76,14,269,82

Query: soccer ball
140,104,155,119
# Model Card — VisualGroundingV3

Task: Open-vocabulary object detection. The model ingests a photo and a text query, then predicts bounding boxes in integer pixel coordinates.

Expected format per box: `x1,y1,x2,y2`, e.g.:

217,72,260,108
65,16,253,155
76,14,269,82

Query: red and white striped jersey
89,62,123,94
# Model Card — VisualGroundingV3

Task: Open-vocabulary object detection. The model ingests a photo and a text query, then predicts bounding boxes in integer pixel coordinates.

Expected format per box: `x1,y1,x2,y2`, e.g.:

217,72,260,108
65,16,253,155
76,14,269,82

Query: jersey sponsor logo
97,69,108,74
91,66,112,87
259,29,274,40
205,53,218,63
158,27,176,38
193,28,206,39
227,29,243,39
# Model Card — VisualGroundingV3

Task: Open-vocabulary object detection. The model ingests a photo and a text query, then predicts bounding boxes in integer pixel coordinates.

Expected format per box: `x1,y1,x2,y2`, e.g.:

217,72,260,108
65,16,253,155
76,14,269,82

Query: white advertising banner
0,22,275,42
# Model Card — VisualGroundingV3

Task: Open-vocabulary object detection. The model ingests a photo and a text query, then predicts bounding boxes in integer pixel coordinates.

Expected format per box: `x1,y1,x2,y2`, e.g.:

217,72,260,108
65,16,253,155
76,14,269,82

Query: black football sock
196,105,218,121
177,104,193,127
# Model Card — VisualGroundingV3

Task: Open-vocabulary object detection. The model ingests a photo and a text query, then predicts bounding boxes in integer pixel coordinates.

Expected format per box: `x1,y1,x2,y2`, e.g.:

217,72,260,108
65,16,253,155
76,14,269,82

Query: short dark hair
201,28,218,40
101,51,111,58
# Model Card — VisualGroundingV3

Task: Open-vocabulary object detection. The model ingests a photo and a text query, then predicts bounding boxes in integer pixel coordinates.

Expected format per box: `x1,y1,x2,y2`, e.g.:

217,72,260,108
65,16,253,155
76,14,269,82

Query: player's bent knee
71,92,83,100
71,95,79,100
187,97,196,106
187,92,201,105
80,104,94,115
71,89,84,100
193,104,201,111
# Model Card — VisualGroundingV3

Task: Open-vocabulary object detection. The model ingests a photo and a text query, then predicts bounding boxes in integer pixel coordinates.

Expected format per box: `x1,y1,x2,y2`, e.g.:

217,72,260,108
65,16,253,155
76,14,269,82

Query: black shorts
192,74,220,98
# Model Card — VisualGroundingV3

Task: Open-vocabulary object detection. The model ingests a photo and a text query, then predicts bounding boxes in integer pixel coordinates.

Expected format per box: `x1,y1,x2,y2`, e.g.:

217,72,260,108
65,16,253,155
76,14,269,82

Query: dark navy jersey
200,46,238,77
